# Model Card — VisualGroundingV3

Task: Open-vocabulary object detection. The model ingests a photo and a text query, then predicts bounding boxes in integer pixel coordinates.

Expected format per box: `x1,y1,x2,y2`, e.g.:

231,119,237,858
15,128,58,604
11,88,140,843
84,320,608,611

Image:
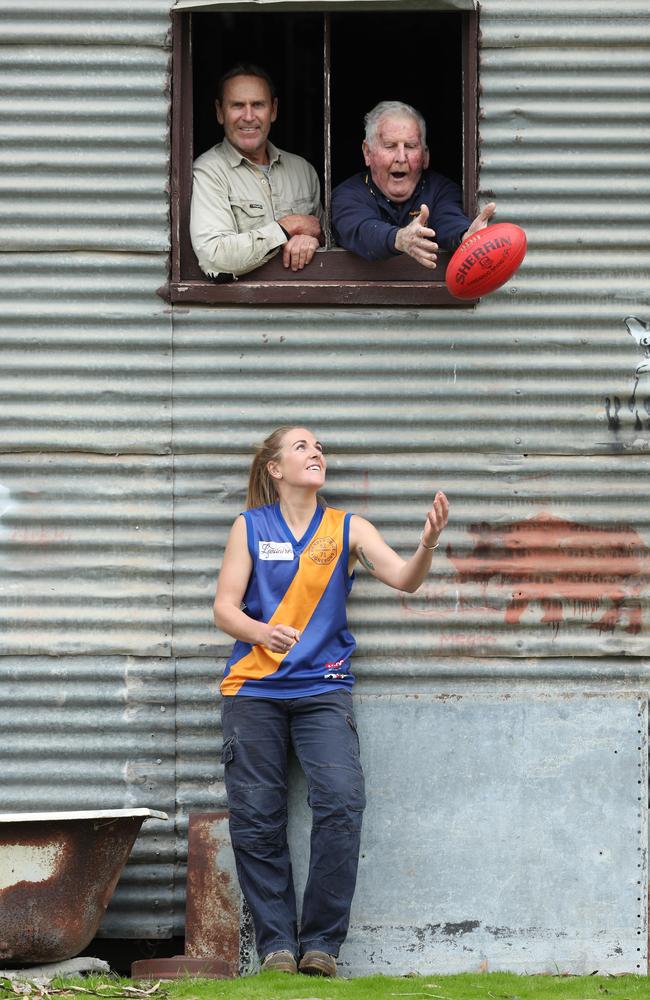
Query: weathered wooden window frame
168,5,479,307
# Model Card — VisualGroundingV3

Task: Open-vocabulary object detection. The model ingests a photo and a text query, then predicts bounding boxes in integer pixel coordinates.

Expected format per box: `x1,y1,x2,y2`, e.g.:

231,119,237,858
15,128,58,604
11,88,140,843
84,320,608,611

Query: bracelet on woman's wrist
419,533,439,551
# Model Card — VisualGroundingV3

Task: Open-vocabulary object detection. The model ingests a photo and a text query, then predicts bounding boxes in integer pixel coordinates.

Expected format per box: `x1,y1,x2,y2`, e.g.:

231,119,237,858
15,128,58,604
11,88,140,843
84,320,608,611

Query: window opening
170,7,478,305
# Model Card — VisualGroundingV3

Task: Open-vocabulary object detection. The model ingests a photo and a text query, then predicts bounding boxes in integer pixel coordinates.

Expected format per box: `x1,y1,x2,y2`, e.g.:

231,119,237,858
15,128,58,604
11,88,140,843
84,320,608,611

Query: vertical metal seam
323,13,332,249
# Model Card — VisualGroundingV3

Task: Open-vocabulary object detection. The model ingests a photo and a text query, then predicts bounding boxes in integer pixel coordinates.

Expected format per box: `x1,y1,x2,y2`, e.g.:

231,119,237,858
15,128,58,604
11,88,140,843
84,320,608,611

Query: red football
445,222,527,300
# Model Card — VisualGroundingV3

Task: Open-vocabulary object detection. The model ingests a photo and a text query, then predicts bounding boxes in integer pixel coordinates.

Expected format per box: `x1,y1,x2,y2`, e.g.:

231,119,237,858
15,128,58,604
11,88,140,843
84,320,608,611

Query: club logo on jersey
324,659,350,680
324,658,349,679
307,535,337,565
259,540,294,561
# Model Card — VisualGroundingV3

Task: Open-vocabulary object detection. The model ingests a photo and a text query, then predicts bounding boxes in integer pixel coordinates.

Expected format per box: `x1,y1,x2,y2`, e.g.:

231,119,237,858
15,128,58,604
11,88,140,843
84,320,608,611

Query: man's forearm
332,215,399,261
192,222,287,277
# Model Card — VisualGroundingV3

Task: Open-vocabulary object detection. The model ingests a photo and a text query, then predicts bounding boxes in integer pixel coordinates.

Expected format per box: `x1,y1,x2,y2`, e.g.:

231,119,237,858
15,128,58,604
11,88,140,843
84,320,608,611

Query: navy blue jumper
331,170,471,262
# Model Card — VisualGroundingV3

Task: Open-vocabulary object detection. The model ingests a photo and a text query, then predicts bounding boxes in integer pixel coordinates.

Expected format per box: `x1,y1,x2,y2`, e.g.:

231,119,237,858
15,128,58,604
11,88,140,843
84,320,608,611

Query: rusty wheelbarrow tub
0,808,168,966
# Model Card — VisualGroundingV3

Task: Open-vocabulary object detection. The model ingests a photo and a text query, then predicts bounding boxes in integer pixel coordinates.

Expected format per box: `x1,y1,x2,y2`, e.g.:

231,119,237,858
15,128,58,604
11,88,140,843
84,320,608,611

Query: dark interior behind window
192,11,462,192
329,13,463,190
192,13,325,173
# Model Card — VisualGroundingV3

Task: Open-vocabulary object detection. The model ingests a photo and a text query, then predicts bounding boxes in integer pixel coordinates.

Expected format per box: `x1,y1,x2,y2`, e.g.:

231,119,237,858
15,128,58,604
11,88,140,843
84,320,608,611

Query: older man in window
332,100,495,269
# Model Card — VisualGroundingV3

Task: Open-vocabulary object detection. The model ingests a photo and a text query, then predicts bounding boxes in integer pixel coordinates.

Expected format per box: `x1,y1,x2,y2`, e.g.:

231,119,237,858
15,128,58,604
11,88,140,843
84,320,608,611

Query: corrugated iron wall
1,0,649,971
0,0,175,937
171,0,650,970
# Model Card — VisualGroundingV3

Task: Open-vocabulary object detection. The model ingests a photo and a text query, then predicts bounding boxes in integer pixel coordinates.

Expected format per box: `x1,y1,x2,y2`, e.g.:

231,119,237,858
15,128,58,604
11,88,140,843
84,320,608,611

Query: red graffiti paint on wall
446,513,645,633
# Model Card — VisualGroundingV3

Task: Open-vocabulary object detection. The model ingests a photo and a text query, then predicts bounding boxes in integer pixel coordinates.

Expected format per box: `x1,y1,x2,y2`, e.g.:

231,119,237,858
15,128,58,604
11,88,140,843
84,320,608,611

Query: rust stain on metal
184,812,239,976
0,817,144,964
444,513,647,633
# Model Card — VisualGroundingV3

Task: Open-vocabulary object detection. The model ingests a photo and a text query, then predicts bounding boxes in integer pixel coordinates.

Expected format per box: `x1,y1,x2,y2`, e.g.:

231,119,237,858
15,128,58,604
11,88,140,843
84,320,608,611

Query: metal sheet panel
170,306,650,459
287,694,648,975
0,656,175,938
0,453,172,656
172,367,650,660
171,669,650,971
0,46,169,252
184,811,240,974
0,253,171,454
479,3,650,48
0,1,171,45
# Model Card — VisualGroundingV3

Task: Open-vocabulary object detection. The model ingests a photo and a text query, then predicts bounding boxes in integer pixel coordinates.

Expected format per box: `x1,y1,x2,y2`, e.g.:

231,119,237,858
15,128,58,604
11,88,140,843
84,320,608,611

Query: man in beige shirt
190,64,323,279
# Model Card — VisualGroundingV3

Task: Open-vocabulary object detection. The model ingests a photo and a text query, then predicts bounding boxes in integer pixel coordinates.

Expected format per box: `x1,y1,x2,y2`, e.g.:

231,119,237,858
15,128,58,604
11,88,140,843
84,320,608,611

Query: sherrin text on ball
446,222,527,300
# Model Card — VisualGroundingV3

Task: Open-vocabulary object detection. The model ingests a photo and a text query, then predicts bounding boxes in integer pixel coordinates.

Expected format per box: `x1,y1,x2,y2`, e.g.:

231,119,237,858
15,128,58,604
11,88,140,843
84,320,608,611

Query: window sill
166,248,478,307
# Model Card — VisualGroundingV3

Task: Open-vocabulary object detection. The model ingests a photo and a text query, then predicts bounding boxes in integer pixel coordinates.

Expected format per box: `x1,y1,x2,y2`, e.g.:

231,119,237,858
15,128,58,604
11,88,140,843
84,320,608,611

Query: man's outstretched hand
462,201,497,241
394,204,438,270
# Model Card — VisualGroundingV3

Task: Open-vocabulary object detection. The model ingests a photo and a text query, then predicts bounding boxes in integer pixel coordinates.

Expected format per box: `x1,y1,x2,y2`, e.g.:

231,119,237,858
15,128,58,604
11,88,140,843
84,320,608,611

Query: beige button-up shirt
190,138,324,278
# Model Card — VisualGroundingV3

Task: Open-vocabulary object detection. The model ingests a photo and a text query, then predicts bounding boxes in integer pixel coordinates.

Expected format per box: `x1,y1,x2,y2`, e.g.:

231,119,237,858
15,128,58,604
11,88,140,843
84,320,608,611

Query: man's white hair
364,101,427,149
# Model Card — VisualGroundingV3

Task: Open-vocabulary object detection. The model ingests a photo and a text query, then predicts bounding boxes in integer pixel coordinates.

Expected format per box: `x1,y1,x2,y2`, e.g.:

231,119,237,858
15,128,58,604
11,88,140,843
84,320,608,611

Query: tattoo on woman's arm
358,546,375,572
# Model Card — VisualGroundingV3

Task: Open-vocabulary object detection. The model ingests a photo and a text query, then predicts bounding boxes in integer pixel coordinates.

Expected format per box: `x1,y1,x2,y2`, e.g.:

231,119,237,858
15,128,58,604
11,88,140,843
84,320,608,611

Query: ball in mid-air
446,222,527,299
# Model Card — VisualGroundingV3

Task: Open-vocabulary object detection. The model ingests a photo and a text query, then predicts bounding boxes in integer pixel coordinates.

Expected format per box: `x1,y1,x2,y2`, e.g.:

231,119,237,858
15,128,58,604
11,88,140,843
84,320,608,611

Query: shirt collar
221,135,282,169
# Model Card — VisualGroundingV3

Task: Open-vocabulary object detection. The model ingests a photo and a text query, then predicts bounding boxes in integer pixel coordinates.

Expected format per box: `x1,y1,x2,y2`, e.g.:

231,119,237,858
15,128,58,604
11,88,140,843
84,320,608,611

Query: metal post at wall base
131,812,240,980
131,957,235,979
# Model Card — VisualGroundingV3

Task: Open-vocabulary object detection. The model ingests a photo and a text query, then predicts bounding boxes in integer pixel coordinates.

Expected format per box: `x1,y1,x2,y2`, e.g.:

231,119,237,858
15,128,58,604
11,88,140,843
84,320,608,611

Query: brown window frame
167,6,479,307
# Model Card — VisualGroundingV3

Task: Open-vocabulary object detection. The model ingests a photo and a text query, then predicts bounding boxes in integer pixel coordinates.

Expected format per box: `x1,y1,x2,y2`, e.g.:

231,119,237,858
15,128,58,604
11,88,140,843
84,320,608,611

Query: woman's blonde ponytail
246,426,295,509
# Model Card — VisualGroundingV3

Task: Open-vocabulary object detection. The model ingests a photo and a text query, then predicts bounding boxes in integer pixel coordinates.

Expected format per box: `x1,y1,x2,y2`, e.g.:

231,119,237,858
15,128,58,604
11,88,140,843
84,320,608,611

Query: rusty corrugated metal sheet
184,812,240,972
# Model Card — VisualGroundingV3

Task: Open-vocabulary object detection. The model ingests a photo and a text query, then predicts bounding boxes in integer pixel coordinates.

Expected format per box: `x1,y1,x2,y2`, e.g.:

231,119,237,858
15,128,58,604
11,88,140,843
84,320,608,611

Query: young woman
214,426,449,978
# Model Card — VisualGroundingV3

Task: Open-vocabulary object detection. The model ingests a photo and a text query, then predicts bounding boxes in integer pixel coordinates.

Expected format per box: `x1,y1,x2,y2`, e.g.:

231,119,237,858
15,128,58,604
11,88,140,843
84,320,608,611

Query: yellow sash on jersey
220,507,346,696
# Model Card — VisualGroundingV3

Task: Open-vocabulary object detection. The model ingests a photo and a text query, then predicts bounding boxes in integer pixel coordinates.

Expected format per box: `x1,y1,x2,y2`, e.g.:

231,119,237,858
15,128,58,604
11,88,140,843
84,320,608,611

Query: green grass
21,972,648,1000
163,971,649,1000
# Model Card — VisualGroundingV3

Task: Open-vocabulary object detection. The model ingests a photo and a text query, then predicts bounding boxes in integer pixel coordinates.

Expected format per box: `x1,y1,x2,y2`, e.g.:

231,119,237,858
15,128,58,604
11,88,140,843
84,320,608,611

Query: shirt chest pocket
274,195,313,218
230,199,267,233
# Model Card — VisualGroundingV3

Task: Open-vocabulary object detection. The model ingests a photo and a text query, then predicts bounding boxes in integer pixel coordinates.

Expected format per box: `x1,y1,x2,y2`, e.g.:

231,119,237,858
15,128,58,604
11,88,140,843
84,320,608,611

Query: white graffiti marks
625,316,650,377
604,316,650,439
0,484,15,542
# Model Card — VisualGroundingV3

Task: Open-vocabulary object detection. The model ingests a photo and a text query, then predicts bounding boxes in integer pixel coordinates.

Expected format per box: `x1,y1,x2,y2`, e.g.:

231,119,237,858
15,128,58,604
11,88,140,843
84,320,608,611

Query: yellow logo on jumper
308,536,338,565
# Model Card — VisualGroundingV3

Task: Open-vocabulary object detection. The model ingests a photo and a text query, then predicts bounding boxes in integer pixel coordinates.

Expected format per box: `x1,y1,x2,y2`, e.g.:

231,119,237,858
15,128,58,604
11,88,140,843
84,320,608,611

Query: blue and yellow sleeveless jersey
221,502,356,698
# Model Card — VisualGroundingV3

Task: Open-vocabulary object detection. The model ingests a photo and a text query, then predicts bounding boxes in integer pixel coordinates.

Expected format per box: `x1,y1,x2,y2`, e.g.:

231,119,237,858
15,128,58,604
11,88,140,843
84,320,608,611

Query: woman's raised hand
421,491,449,548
